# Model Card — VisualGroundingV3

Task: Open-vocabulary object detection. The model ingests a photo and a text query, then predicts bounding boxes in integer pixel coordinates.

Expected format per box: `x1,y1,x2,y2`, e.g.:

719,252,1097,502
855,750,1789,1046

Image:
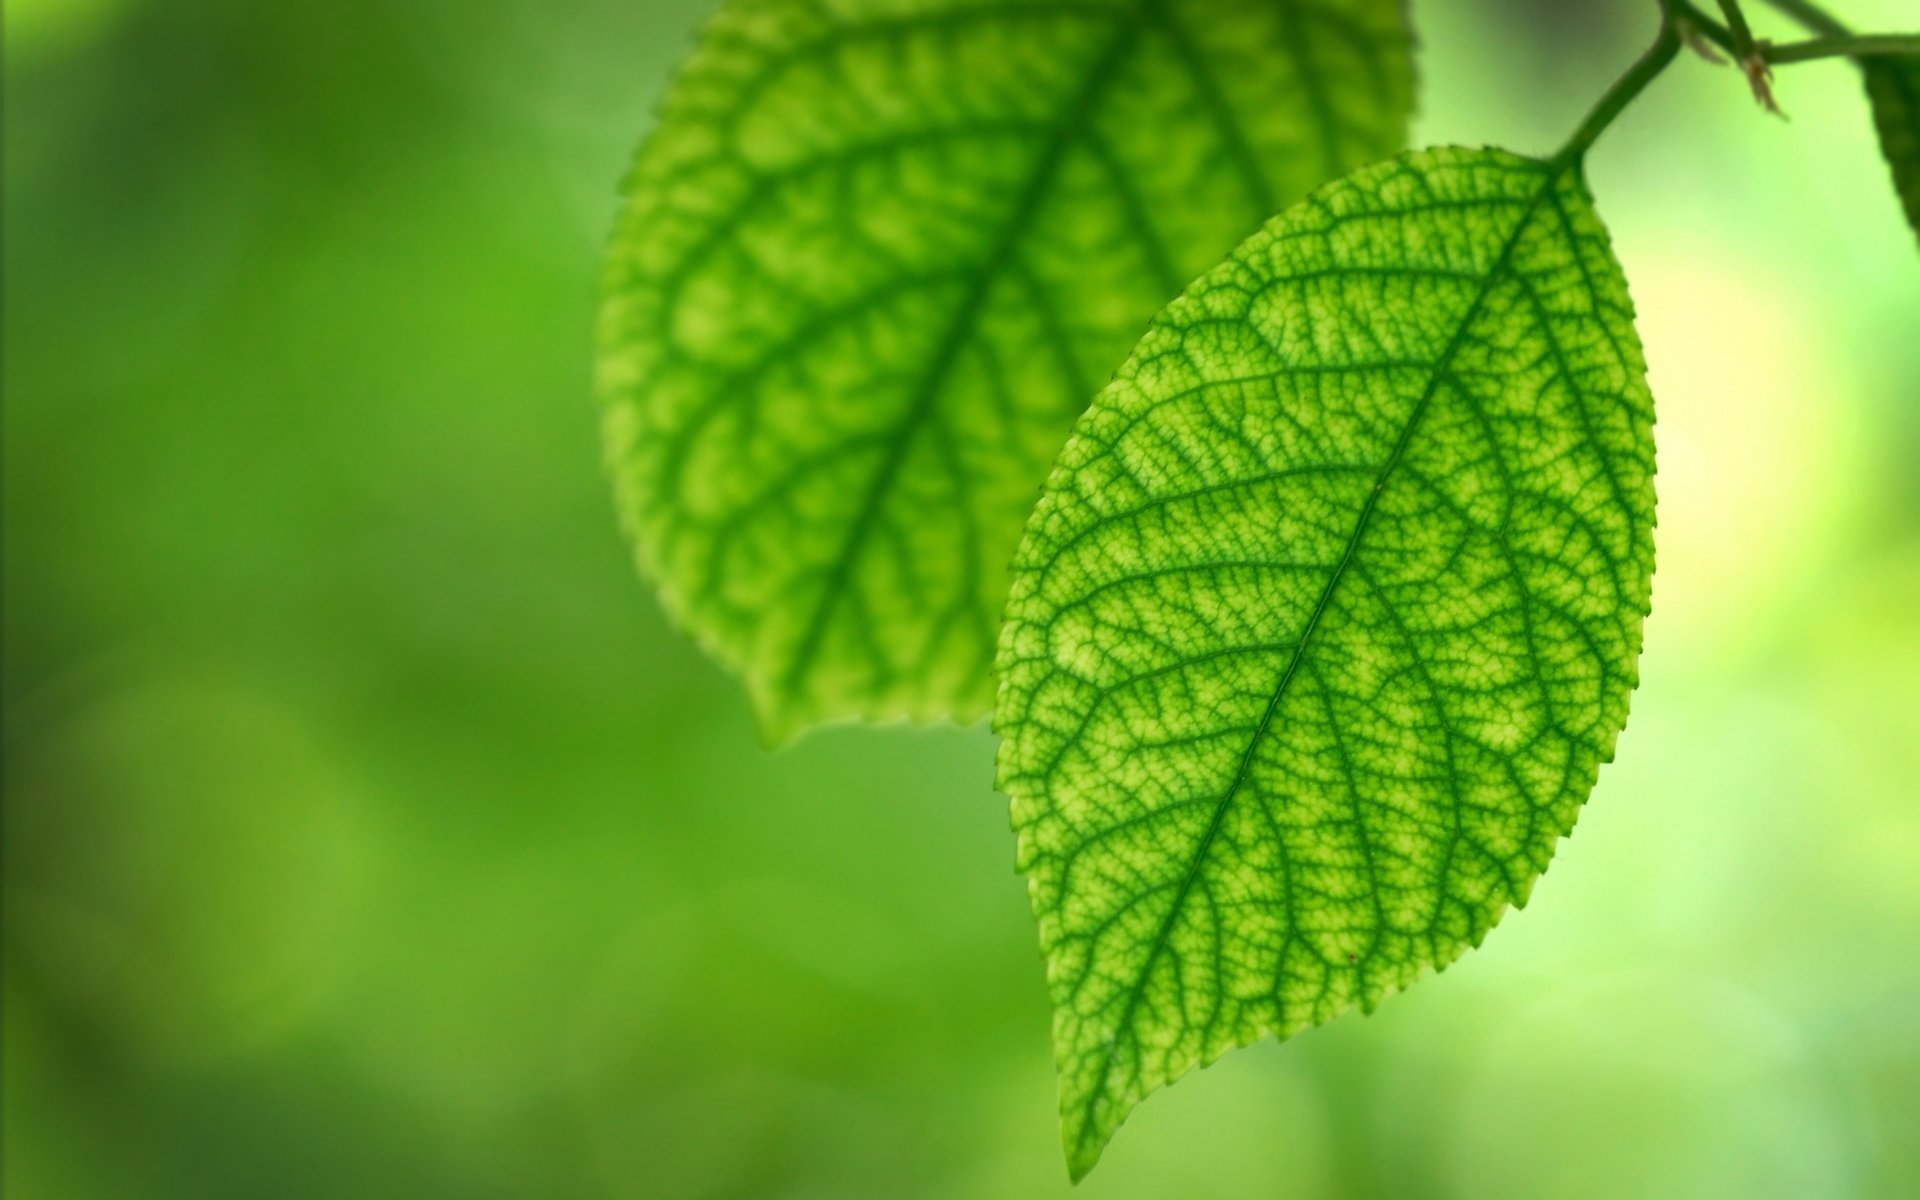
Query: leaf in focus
995,145,1658,1178
1864,54,1920,244
598,0,1414,738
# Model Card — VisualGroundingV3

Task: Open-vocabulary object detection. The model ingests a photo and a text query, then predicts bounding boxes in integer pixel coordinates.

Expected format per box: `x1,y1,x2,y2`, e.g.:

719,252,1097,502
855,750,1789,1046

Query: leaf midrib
777,6,1154,703
778,0,1339,708
1069,156,1576,1164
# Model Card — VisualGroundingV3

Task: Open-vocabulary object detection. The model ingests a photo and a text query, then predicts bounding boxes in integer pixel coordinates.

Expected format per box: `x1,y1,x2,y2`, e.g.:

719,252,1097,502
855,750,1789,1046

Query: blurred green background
5,0,1917,1196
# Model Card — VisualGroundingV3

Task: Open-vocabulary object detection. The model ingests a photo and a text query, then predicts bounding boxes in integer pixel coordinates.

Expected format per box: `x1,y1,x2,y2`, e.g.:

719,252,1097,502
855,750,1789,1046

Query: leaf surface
995,146,1658,1178
599,0,1414,737
1865,54,1920,244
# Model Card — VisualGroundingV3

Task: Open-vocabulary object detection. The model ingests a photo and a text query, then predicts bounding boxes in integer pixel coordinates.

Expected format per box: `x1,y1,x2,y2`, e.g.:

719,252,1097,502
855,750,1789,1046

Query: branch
1674,3,1737,56
1718,0,1783,112
1758,0,1851,40
1765,34,1920,64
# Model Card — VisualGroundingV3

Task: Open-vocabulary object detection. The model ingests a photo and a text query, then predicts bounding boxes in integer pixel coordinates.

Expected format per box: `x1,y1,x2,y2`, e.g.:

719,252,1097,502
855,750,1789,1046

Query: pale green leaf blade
599,0,1414,738
1864,54,1920,244
995,145,1657,1178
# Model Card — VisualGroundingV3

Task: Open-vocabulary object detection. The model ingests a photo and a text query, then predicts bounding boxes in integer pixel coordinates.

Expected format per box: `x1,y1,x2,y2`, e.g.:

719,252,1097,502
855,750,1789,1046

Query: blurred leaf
598,0,1414,738
994,146,1658,1178
1864,54,1920,244
2,0,128,60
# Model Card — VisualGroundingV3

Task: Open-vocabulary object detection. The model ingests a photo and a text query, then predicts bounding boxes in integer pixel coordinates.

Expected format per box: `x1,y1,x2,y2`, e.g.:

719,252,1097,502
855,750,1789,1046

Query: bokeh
5,1,1917,1197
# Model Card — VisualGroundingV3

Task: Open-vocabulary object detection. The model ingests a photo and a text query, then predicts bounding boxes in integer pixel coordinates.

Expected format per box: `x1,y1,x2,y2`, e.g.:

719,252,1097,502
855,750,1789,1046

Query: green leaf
995,145,1657,1178
599,0,1414,738
1864,54,1920,244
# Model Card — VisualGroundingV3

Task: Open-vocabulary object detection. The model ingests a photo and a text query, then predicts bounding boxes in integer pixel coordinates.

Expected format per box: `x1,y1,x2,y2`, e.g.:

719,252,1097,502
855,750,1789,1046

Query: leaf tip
746,688,807,750
1063,1122,1108,1185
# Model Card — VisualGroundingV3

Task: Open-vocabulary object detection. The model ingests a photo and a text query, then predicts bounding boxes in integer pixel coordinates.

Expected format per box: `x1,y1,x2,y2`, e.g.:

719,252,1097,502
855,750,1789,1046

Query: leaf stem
1765,33,1920,63
1548,0,1918,165
1677,2,1918,63
1556,8,1684,166
1759,0,1850,40
1675,3,1737,55
1715,0,1784,112
1717,0,1762,59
